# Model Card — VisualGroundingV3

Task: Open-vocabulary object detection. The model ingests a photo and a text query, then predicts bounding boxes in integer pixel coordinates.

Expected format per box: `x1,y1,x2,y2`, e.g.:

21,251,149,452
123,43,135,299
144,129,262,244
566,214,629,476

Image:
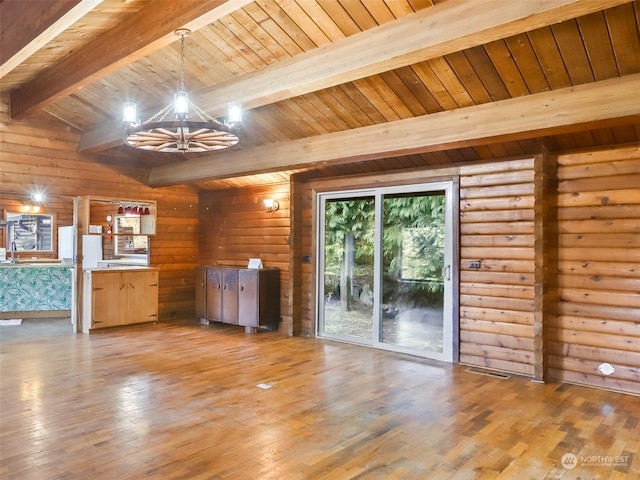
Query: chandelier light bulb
174,91,189,119
123,102,137,123
227,102,242,126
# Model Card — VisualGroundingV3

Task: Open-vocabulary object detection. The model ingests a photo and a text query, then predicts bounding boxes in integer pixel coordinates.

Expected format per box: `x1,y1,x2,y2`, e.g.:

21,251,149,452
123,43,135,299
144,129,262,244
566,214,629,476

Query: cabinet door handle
240,286,244,291
129,283,135,289
120,283,126,290
201,282,205,288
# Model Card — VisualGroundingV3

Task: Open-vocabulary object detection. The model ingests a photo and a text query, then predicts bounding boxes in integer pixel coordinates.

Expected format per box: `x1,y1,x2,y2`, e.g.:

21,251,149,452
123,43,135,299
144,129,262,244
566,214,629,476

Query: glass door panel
320,196,375,342
317,182,453,362
380,192,446,353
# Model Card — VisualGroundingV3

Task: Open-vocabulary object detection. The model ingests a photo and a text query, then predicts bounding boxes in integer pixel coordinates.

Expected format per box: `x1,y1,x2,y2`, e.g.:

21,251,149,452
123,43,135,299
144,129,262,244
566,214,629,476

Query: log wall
458,158,537,376
3,91,639,394
549,145,640,394
198,184,292,333
0,97,199,321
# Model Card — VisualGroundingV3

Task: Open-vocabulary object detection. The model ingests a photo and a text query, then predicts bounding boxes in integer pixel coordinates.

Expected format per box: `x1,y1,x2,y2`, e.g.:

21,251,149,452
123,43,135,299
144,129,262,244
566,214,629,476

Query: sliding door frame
315,179,460,363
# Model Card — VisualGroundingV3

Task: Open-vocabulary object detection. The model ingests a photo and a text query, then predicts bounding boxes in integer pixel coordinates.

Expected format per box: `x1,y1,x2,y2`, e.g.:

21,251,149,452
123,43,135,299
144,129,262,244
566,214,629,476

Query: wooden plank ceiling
1,0,640,190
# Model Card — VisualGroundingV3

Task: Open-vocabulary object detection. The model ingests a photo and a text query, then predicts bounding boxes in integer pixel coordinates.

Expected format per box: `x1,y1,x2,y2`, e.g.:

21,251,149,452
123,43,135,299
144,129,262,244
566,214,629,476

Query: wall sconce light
264,199,279,213
22,204,41,213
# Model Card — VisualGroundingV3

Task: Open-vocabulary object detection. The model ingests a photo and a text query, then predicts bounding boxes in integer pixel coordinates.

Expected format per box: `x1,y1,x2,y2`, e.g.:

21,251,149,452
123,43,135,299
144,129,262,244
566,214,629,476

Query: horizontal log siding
458,158,536,376
198,184,292,334
293,175,317,337
290,174,305,336
0,98,199,321
549,144,640,395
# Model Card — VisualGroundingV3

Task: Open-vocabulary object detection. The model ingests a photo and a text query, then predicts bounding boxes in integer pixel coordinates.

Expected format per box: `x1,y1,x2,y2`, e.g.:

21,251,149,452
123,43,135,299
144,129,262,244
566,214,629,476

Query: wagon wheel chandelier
122,29,242,153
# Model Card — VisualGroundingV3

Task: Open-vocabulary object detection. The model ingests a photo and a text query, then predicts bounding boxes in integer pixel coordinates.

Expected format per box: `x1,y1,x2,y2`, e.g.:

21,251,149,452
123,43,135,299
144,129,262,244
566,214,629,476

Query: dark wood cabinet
199,266,279,332
205,267,222,322
221,268,239,325
195,267,206,322
238,268,280,329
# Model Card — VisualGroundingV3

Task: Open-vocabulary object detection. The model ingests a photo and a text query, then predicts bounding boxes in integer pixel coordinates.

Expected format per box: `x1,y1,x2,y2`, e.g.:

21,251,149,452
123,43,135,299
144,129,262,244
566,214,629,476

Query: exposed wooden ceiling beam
9,0,252,119
146,74,640,187
0,0,101,80
78,0,630,154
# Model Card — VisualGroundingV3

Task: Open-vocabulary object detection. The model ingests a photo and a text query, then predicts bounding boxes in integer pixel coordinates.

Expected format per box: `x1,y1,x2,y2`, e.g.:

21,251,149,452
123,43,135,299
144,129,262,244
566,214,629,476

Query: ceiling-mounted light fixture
122,29,242,153
31,192,46,203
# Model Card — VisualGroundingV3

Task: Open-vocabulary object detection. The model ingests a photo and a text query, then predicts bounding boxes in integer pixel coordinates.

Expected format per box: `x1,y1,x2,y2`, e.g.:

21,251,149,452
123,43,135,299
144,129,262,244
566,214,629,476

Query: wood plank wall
198,184,292,333
549,145,640,395
0,96,199,321
458,158,537,376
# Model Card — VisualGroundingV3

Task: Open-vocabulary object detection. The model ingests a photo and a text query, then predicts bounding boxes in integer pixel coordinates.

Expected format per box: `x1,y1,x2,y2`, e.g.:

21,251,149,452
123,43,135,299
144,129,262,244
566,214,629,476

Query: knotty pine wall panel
0,99,199,321
549,144,640,395
198,184,292,333
458,158,536,376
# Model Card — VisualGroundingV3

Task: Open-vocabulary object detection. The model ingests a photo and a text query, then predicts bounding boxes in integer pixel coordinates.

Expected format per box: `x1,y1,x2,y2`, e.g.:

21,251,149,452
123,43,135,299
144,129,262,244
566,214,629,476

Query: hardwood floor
1,320,638,480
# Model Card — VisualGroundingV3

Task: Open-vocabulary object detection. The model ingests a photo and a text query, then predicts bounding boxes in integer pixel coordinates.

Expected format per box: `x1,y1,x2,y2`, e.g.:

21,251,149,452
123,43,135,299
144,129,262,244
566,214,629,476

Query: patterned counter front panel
0,266,73,312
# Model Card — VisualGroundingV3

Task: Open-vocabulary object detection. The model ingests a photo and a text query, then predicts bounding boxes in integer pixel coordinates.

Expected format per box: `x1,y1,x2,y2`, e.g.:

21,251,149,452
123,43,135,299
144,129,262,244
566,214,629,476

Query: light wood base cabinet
83,268,159,332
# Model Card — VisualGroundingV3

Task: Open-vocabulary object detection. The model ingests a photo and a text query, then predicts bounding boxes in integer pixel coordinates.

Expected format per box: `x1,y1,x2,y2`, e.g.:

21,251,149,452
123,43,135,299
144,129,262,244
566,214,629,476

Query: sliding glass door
319,194,376,342
317,182,454,362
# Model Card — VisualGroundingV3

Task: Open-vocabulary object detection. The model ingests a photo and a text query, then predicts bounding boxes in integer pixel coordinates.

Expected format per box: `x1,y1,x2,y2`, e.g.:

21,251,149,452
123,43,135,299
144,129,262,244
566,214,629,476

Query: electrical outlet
468,260,482,269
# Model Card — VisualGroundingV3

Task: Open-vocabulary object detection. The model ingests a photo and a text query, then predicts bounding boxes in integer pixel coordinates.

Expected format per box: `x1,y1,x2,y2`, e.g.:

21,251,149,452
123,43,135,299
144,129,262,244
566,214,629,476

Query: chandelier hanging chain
179,31,186,93
142,103,173,125
191,102,218,123
177,31,216,123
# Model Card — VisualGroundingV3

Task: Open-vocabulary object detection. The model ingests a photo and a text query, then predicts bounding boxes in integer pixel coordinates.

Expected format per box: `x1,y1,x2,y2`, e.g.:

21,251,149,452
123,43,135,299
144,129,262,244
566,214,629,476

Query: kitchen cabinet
83,268,158,332
200,266,279,332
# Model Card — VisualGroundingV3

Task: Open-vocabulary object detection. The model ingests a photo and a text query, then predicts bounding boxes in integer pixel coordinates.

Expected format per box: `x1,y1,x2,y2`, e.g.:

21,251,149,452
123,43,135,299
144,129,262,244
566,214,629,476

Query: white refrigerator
58,226,75,261
57,227,103,269
82,235,103,269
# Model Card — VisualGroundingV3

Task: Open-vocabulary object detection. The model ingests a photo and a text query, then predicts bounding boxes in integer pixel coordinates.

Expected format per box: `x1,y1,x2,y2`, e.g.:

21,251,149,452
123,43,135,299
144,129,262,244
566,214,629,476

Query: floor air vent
465,367,511,379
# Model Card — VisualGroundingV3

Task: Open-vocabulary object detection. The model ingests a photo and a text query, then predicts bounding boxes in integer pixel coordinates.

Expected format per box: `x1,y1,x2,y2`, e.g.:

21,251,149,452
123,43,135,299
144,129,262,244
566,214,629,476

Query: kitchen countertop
85,266,158,272
0,262,72,268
